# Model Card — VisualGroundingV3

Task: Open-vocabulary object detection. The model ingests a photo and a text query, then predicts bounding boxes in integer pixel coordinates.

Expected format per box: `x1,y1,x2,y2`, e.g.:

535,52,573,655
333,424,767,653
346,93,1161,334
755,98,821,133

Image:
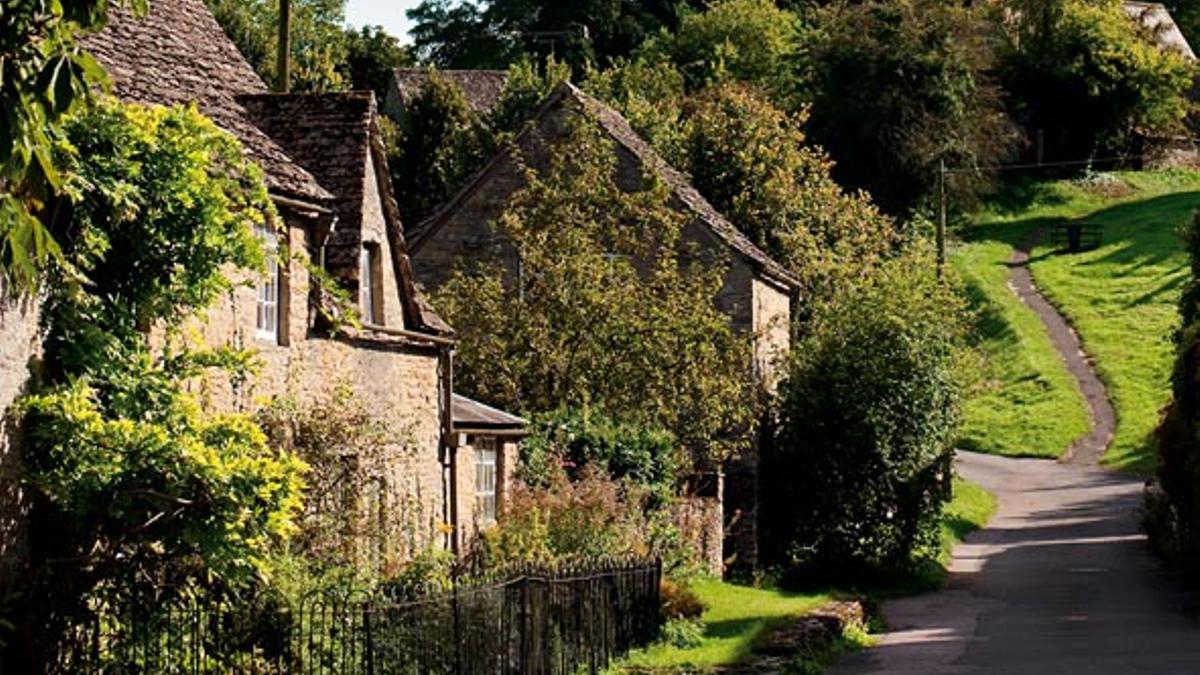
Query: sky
345,0,425,43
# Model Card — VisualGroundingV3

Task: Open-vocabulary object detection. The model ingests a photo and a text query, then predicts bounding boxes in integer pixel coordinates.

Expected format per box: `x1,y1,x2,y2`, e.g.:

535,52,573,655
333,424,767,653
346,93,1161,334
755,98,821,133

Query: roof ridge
560,84,801,289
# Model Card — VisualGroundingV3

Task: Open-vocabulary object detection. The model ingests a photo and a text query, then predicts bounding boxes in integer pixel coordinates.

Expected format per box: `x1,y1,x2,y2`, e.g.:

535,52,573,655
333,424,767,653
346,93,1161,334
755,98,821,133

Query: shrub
659,617,706,649
1151,212,1200,564
659,578,706,620
479,461,699,579
763,245,968,583
520,408,687,506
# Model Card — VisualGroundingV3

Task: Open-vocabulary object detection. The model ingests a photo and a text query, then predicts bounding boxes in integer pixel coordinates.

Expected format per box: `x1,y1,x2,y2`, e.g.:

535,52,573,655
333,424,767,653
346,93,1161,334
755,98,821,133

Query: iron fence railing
47,558,662,675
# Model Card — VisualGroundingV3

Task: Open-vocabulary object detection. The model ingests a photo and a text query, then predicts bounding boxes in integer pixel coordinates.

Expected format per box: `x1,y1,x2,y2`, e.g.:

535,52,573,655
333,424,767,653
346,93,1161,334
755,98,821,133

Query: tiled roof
411,83,801,291
238,91,452,335
1125,2,1196,60
80,0,332,203
569,85,801,290
452,394,528,430
392,68,509,116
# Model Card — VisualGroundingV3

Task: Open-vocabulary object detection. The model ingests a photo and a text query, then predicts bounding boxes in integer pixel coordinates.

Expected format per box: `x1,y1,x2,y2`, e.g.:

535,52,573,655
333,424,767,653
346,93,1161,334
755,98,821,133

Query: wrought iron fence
48,558,662,675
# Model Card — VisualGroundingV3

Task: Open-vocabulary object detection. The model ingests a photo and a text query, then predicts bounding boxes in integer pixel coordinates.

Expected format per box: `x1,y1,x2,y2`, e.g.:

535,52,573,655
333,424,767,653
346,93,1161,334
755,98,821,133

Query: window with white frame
360,244,379,325
255,223,280,341
474,437,498,524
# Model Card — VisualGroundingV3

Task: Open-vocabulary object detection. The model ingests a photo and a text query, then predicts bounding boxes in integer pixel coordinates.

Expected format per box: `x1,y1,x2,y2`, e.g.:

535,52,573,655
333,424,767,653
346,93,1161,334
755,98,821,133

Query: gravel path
826,228,1200,674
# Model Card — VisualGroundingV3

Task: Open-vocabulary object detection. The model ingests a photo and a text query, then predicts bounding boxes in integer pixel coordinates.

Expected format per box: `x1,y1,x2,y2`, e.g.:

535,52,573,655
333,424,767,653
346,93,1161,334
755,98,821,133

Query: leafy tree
387,58,569,225
998,0,1194,164
763,245,967,584
800,0,1020,216
583,54,688,160
387,73,492,225
678,84,895,309
343,25,415,100
205,0,349,92
0,0,145,287
12,101,306,667
487,56,572,137
407,0,518,69
408,0,697,70
431,118,757,465
642,0,799,97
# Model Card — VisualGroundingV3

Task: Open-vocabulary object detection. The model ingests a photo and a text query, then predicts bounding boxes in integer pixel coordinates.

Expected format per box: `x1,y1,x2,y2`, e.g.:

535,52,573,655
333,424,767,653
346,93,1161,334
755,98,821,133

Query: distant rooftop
391,69,509,116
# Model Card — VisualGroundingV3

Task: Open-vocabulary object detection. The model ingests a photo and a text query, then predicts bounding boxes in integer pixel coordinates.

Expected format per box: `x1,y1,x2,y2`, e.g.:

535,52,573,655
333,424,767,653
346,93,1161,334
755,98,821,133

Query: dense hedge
762,248,966,583
1149,212,1200,563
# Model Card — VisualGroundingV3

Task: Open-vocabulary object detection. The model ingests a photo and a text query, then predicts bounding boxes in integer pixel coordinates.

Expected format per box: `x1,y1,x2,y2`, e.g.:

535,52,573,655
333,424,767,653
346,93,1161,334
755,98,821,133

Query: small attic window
360,244,381,325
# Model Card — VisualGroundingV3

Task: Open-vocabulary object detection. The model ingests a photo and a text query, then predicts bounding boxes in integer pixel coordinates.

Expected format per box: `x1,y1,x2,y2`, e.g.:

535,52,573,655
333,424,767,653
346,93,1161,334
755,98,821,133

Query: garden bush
762,246,968,584
479,460,700,580
519,408,686,506
1150,212,1200,564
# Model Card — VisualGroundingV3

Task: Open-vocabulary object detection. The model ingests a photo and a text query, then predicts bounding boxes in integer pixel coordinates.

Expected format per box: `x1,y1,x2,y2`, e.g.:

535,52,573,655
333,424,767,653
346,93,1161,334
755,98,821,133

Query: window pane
255,226,280,340
474,437,498,523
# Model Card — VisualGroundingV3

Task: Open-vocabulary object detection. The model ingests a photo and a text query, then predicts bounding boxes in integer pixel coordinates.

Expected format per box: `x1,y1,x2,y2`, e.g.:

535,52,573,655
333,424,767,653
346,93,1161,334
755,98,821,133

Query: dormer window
256,223,280,342
360,244,380,325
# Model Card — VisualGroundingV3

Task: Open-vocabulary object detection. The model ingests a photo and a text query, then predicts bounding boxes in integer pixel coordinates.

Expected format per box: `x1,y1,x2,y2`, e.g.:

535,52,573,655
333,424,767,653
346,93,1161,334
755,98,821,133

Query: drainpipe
440,347,459,556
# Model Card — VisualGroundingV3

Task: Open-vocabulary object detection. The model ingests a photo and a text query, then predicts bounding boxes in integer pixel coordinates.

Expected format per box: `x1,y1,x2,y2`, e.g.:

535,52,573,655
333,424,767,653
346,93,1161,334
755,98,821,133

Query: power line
941,153,1179,175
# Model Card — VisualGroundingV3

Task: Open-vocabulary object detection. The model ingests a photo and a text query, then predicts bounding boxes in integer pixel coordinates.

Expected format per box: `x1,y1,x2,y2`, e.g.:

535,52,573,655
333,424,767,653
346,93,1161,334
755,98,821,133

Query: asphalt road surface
828,451,1200,675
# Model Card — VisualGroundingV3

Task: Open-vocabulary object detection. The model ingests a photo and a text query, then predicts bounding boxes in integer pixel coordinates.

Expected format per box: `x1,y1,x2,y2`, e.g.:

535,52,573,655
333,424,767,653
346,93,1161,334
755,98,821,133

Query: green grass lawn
620,579,831,670
953,234,1091,458
962,169,1200,473
940,478,998,562
619,479,995,672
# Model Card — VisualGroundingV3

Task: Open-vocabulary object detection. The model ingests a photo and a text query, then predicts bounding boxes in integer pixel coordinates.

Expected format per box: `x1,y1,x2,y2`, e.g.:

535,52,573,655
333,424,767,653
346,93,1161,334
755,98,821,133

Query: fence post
363,602,374,675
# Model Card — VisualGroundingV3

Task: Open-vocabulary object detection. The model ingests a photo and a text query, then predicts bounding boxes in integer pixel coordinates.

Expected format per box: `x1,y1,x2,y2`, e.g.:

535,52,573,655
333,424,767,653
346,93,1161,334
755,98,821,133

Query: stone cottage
0,0,524,582
406,81,800,572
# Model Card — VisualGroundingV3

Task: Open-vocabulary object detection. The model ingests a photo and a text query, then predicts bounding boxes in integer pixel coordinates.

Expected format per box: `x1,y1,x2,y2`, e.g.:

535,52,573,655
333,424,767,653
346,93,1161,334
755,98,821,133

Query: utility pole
276,0,291,93
937,158,946,278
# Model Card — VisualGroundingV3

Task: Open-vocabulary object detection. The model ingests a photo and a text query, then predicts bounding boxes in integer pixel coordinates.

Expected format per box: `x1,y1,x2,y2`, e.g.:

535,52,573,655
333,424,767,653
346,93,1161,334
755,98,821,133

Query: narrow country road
828,228,1200,674
829,452,1200,674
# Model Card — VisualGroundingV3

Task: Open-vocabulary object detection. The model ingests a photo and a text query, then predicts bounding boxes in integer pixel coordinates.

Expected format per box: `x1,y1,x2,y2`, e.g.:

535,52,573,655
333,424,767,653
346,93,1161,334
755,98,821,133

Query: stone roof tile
392,69,509,116
81,0,332,203
238,91,452,335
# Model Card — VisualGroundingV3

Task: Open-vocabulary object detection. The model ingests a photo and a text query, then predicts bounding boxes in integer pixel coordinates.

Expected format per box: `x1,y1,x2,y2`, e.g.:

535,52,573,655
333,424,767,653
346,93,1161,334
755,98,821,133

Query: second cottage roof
410,82,801,292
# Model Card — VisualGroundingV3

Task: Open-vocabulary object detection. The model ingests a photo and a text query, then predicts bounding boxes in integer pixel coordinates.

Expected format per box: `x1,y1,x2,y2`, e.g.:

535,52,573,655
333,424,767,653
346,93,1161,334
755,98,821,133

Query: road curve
828,452,1200,674
830,227,1200,674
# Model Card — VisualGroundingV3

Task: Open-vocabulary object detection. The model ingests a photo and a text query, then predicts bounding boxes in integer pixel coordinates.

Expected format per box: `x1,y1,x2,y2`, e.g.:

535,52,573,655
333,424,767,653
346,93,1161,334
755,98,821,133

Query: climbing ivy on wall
9,100,307,668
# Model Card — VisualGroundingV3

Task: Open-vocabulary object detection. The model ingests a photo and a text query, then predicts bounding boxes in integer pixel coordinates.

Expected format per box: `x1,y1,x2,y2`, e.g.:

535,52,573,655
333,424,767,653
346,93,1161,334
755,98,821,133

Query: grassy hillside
953,232,1091,459
961,170,1200,472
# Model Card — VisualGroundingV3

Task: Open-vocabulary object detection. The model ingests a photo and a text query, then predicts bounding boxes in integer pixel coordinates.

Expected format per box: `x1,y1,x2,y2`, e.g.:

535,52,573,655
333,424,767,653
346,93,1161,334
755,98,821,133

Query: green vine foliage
0,0,147,288
15,101,306,656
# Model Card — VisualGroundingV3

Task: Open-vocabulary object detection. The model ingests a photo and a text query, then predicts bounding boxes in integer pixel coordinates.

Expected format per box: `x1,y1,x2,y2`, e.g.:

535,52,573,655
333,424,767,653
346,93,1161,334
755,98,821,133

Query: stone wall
0,293,40,587
362,151,408,329
182,208,454,566
670,476,724,576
